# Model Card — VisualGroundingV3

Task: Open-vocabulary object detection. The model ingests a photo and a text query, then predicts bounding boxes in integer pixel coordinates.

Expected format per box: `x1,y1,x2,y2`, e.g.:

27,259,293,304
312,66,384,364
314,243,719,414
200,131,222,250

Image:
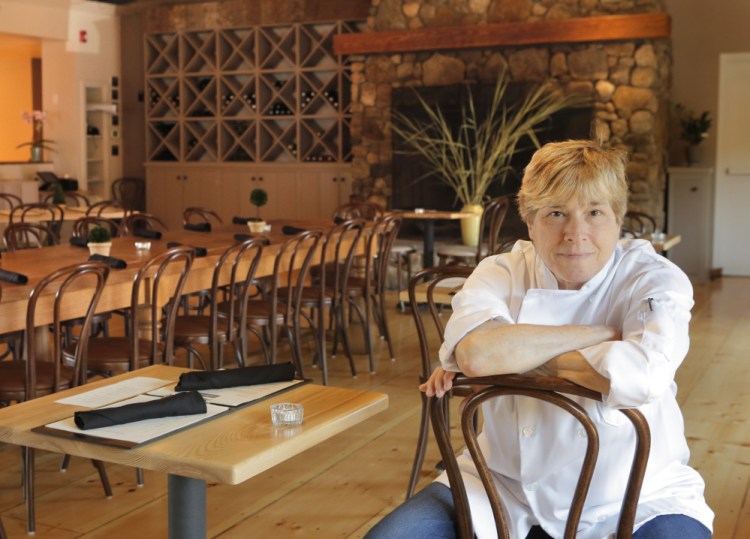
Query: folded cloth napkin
166,241,207,257
184,222,211,232
232,216,253,225
233,233,270,246
69,236,88,248
88,254,127,269
74,391,207,430
175,362,296,391
0,269,28,285
282,225,307,235
134,228,162,240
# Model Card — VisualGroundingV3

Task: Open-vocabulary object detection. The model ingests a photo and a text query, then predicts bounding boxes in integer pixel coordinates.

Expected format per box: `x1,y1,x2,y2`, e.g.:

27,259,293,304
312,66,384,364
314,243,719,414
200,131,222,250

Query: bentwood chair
406,265,473,498
173,238,264,370
42,191,90,207
72,216,123,241
111,177,145,211
286,219,365,384
10,203,65,243
3,222,59,252
0,262,111,535
183,206,223,227
226,230,321,376
436,196,510,266
431,374,651,539
0,193,22,210
337,215,402,373
622,210,658,238
86,199,128,218
179,207,224,314
122,212,169,237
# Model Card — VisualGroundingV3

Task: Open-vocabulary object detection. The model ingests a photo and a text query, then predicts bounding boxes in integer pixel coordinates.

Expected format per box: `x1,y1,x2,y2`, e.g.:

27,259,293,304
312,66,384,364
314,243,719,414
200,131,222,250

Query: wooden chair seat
277,286,334,308
64,337,162,374
0,362,76,402
174,316,235,341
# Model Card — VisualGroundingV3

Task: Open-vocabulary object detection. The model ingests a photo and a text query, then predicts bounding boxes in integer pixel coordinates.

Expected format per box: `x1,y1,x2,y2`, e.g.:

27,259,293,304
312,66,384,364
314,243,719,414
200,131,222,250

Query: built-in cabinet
667,167,714,282
144,19,362,221
83,85,112,198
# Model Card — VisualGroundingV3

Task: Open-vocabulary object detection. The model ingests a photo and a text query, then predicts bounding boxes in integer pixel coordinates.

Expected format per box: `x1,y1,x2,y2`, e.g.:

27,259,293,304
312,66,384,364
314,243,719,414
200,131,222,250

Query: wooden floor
0,277,748,537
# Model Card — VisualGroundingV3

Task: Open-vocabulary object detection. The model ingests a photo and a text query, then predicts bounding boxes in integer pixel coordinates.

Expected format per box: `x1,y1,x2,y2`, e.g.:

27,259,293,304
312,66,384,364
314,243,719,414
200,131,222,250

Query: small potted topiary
87,225,112,256
52,182,66,205
248,188,268,233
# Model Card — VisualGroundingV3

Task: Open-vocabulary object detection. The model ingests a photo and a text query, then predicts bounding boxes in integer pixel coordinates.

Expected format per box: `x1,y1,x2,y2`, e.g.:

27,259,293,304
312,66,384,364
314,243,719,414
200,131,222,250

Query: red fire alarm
79,30,88,43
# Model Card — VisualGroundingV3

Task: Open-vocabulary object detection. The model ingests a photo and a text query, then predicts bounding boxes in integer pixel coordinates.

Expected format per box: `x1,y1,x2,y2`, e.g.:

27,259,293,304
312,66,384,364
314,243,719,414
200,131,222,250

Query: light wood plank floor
0,277,748,538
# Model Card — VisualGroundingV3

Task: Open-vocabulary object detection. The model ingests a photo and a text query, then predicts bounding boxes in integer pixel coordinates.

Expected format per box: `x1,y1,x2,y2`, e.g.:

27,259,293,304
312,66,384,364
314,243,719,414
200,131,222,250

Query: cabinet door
146,167,185,229
182,169,222,223
668,167,713,282
297,167,352,220
220,168,299,222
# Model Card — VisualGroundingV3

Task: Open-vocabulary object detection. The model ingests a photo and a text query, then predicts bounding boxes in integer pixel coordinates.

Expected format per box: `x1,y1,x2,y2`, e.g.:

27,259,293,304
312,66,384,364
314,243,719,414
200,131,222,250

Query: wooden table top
0,365,388,485
395,210,475,220
0,219,342,334
0,205,127,223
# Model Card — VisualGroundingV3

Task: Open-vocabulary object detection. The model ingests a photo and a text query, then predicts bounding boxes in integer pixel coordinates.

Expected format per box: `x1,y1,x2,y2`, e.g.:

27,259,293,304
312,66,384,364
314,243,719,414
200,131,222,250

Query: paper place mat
56,377,173,408
149,379,304,407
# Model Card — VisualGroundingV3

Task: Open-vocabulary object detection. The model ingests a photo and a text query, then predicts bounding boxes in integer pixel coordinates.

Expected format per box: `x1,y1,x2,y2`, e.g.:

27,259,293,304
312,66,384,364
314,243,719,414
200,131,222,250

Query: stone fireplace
334,0,672,228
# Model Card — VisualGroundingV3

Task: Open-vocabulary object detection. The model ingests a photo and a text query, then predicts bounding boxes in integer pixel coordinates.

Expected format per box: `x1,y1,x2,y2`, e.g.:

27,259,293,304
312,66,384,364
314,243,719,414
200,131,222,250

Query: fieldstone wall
350,0,671,225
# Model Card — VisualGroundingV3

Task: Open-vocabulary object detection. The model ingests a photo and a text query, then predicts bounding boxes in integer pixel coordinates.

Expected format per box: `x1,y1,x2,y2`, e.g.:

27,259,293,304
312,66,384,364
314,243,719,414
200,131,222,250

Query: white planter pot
247,220,266,234
88,242,112,257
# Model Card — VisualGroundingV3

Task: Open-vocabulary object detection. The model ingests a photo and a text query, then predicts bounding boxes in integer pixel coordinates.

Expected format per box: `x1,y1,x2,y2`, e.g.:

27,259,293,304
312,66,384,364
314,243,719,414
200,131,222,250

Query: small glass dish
270,403,304,427
135,241,151,251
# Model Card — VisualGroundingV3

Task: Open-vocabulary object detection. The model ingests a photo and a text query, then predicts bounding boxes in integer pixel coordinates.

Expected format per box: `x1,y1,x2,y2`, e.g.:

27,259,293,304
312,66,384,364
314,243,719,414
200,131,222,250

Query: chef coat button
577,428,587,438
522,426,535,437
526,483,538,491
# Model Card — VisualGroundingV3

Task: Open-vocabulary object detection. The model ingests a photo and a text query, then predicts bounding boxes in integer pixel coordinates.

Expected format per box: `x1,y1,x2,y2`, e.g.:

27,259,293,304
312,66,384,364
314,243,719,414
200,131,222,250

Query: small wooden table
397,210,474,267
0,365,388,539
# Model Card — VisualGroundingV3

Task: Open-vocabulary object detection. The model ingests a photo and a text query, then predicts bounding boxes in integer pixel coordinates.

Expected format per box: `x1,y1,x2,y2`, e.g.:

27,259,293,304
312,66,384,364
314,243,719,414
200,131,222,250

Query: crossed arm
420,321,619,397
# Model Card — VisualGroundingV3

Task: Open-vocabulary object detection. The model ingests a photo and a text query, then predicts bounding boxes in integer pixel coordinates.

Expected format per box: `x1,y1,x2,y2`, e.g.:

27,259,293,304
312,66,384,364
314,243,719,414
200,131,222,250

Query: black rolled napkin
134,228,162,240
232,216,253,225
333,216,345,225
175,362,296,391
88,254,128,269
74,391,207,430
233,233,270,246
166,241,207,257
0,269,28,285
69,236,88,248
282,225,307,235
184,222,211,232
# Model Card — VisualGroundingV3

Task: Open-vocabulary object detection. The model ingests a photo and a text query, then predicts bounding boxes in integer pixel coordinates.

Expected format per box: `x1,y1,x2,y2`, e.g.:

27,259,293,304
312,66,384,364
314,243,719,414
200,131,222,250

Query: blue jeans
364,483,711,539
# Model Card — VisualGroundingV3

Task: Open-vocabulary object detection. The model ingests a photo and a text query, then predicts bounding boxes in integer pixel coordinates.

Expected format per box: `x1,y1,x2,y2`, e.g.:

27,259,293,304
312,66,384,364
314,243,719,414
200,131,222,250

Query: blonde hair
517,140,629,224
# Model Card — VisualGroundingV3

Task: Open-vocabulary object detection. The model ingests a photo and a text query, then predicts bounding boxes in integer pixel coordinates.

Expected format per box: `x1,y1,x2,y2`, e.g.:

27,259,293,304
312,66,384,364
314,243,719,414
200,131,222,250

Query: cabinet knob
259,176,264,182
332,177,338,183
340,177,346,183
691,187,698,192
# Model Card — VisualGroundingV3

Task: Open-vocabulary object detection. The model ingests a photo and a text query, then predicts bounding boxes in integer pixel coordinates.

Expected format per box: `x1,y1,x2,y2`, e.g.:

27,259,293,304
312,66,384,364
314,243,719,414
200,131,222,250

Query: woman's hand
419,366,456,398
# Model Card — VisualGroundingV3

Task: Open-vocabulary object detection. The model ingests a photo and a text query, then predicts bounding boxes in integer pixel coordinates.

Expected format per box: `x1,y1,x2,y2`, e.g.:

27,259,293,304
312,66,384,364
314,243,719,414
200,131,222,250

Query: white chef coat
436,239,714,539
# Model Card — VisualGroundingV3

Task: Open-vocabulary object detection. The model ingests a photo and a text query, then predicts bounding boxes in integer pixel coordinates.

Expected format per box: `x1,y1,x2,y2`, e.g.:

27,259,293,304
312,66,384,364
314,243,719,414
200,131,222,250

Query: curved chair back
112,177,145,211
332,202,384,221
0,193,23,211
10,203,64,242
127,246,194,368
183,206,223,225
4,222,59,252
478,196,510,262
86,199,128,218
122,212,169,236
42,191,90,207
432,374,651,539
369,214,402,295
622,211,657,238
72,216,122,240
405,265,473,498
24,262,110,399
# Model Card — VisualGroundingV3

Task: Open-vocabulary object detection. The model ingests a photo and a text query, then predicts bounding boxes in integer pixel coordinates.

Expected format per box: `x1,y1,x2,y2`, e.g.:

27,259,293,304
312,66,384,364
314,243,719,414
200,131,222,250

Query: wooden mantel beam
333,13,670,56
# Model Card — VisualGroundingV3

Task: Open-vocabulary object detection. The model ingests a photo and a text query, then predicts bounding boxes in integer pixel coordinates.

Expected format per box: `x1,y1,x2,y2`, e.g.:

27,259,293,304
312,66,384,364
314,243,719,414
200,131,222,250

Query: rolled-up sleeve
579,268,694,408
439,257,515,371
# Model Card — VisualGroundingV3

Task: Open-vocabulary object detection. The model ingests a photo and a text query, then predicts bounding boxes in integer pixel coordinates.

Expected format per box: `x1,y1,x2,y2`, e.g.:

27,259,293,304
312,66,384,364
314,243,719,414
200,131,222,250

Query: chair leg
376,289,396,361
23,446,35,535
0,514,7,539
406,392,431,499
136,467,145,487
334,302,357,378
60,454,71,471
91,459,113,498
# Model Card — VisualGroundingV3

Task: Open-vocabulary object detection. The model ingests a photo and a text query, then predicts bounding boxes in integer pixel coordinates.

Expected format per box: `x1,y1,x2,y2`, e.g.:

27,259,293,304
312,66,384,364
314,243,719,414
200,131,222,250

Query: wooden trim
333,13,670,55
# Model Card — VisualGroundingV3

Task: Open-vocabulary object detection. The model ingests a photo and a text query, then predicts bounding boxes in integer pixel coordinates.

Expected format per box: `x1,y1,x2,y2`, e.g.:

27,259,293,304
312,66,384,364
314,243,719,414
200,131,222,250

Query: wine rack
145,20,363,163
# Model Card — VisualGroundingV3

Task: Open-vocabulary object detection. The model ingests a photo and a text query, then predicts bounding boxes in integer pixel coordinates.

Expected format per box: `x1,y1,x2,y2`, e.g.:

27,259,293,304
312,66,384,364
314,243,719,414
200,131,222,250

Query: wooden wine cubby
145,20,363,164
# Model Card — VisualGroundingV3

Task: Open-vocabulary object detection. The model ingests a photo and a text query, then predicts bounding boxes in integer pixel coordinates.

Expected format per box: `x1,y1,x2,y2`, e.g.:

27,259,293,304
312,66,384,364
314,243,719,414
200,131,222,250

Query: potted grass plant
87,225,112,256
391,70,586,246
248,188,268,233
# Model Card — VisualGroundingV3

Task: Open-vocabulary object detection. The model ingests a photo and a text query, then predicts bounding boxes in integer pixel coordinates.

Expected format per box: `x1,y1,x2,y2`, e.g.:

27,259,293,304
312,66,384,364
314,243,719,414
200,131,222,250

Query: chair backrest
183,206,224,225
431,374,651,539
127,246,194,368
3,222,60,252
10,203,64,241
0,193,22,211
207,238,264,369
622,211,657,238
112,177,145,211
42,191,90,207
270,230,323,320
366,214,402,294
477,196,510,263
319,219,366,303
332,202,384,221
25,262,110,399
408,266,473,383
122,212,169,236
72,216,122,240
86,199,128,218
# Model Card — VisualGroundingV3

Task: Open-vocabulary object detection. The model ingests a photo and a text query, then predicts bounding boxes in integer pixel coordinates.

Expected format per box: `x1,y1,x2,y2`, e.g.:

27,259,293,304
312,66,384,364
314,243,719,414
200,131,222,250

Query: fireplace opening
391,82,594,242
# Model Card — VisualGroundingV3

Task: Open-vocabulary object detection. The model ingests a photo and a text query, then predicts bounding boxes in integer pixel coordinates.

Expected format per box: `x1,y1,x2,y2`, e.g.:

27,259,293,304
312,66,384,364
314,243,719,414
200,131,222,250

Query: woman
367,140,713,538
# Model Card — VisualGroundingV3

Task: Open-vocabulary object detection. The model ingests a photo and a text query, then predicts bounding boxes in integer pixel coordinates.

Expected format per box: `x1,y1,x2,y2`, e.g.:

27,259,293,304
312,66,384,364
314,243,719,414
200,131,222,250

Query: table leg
422,219,435,268
168,474,206,539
